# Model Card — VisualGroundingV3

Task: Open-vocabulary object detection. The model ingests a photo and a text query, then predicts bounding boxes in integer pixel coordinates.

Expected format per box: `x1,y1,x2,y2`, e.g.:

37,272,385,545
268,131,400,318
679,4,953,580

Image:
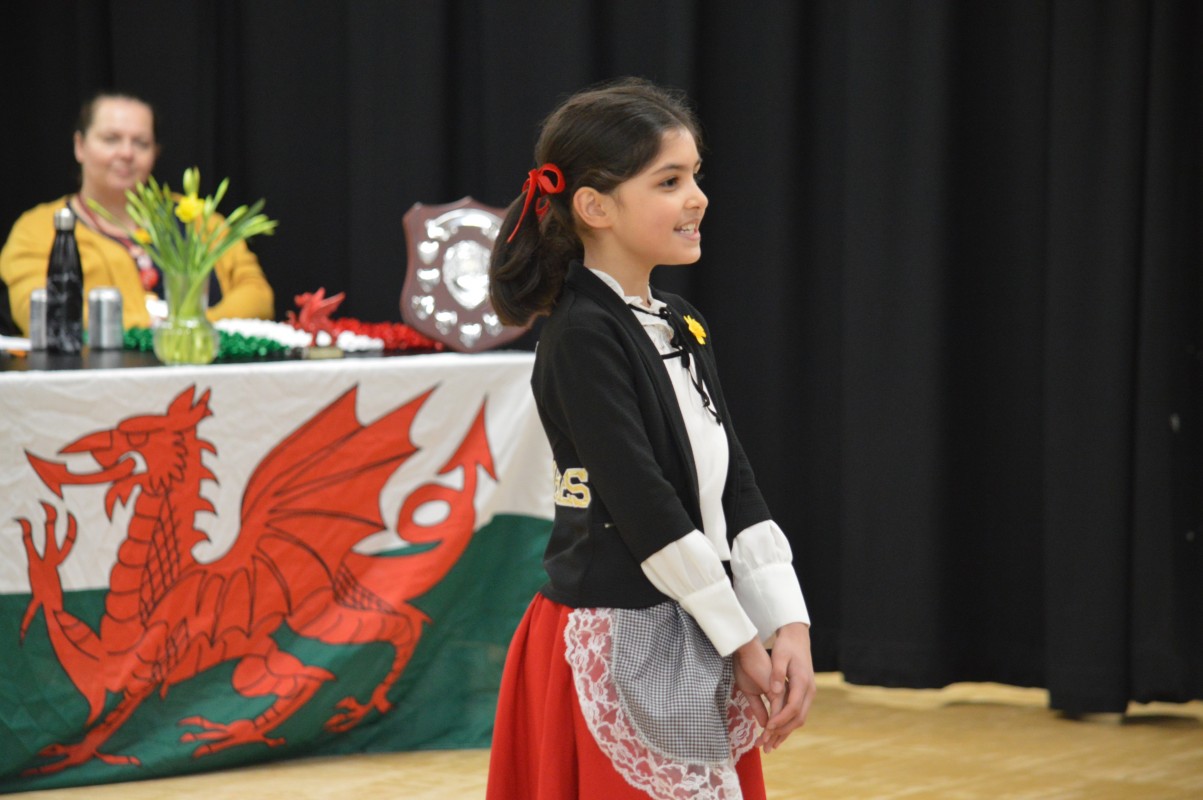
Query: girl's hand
732,637,773,748
761,622,817,753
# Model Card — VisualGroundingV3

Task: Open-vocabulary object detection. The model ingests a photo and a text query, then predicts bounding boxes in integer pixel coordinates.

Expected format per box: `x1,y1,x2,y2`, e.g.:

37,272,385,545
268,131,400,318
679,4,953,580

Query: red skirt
486,594,766,800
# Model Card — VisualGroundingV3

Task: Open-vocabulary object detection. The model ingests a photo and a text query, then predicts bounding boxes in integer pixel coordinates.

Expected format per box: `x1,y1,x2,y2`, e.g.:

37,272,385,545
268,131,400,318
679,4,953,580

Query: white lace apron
564,603,760,800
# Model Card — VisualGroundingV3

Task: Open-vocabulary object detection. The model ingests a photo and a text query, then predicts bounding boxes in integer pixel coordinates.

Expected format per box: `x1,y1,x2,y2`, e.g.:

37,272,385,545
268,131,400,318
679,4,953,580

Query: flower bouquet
94,167,277,364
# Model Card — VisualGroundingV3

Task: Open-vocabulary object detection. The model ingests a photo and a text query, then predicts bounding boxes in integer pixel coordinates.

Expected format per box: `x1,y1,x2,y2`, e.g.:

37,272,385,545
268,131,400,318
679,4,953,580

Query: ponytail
489,77,703,326
489,192,580,327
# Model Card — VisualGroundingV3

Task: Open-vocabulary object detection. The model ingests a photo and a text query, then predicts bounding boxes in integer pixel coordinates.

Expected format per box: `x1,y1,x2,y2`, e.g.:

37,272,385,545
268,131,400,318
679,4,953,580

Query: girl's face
74,97,158,201
605,128,708,272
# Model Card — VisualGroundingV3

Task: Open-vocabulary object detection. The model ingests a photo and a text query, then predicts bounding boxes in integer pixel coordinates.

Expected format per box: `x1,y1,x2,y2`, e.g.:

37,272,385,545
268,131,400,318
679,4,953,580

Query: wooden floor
9,674,1203,799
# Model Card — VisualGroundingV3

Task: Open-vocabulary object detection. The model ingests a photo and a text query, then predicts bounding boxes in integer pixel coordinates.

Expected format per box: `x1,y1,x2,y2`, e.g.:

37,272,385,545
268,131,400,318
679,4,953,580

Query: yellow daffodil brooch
683,314,707,345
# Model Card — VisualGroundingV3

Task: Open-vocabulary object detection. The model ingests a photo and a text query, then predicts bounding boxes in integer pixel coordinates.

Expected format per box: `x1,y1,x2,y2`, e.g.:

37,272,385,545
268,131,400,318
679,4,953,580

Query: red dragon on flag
16,384,494,775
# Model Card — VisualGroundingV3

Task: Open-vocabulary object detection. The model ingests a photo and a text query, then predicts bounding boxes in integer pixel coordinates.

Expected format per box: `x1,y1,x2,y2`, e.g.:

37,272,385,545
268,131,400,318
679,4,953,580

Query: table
0,351,552,792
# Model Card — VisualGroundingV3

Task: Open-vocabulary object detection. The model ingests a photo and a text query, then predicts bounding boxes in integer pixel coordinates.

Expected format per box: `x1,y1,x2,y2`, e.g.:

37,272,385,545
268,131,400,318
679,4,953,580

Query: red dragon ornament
17,384,494,774
285,287,346,345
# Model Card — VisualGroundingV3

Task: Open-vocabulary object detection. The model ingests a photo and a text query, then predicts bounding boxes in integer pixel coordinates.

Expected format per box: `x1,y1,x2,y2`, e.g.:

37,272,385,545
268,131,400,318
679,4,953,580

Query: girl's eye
661,177,680,188
694,172,705,183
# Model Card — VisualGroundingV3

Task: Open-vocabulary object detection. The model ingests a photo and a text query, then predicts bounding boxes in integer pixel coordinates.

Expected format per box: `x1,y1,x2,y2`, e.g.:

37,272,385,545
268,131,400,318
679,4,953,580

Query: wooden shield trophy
400,197,529,353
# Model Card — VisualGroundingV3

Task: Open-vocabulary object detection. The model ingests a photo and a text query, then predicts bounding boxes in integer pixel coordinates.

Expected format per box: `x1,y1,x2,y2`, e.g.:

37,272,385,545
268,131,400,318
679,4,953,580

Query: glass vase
153,270,220,365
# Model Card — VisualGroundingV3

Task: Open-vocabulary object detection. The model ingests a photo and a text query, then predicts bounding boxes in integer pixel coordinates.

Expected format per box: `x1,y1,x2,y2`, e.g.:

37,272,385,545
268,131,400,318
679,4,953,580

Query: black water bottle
46,206,84,353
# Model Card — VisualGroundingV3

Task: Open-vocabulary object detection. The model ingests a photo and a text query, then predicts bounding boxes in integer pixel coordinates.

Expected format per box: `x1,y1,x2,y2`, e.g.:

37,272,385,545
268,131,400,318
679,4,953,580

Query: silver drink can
28,288,47,349
87,287,124,349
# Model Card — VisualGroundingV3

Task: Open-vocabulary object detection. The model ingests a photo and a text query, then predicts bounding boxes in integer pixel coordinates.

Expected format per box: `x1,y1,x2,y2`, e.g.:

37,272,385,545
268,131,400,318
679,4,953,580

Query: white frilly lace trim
564,608,760,800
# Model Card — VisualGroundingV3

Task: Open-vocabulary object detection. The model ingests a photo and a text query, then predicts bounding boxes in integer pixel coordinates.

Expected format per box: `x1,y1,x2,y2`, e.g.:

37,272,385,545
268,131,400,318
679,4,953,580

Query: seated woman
0,91,274,335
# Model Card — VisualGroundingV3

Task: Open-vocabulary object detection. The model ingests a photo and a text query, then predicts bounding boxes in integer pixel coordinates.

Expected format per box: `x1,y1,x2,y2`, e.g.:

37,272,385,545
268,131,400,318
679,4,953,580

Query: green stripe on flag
0,513,549,793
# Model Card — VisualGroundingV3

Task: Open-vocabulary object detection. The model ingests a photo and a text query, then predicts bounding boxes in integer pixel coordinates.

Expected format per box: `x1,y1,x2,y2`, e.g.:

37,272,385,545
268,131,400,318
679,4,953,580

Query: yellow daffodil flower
89,166,276,288
174,194,204,224
93,166,278,366
683,314,706,345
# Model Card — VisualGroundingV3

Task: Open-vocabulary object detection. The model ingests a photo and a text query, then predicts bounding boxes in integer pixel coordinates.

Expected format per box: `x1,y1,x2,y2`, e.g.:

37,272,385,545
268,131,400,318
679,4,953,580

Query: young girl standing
486,78,815,800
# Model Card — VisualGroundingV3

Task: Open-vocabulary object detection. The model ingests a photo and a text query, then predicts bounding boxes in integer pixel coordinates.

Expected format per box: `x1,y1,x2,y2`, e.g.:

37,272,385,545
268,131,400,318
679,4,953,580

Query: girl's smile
603,127,708,274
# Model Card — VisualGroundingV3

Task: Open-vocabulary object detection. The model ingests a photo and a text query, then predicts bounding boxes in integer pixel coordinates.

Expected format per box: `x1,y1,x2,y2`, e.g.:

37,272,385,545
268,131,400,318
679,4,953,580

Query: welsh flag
0,353,552,793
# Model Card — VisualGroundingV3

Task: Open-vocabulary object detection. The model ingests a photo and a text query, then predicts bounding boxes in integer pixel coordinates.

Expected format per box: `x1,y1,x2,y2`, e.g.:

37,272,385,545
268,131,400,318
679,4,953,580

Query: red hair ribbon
506,163,565,243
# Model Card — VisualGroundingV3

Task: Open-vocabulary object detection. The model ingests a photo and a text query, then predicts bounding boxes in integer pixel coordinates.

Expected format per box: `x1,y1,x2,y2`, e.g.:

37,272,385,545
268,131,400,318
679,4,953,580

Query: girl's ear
573,187,613,231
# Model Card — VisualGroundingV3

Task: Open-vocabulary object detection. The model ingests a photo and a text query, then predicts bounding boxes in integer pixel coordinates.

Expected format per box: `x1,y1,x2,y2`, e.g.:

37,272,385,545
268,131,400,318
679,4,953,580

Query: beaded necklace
74,194,160,290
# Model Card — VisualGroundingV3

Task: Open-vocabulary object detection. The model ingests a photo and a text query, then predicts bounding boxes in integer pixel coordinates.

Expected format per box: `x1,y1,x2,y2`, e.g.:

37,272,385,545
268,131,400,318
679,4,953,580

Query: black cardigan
533,262,772,610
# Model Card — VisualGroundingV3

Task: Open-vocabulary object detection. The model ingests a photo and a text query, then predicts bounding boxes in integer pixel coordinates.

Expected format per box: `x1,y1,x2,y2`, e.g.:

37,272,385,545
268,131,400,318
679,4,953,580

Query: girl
486,78,815,800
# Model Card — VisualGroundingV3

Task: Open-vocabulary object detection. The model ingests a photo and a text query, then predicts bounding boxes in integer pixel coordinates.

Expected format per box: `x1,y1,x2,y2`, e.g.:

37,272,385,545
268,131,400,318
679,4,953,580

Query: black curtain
2,0,1199,715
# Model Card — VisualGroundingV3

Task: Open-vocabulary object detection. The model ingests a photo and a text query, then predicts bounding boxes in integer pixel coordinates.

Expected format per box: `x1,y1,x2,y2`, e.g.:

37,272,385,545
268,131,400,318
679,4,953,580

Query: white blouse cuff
641,531,759,656
731,520,811,644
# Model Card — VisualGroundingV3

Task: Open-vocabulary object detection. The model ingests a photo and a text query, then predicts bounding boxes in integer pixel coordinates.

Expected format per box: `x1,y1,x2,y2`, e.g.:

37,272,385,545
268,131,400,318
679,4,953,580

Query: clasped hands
733,622,816,754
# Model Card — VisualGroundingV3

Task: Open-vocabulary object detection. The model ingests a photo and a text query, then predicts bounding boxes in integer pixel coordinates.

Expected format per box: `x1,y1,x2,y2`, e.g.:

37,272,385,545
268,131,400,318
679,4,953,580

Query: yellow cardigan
0,197,275,334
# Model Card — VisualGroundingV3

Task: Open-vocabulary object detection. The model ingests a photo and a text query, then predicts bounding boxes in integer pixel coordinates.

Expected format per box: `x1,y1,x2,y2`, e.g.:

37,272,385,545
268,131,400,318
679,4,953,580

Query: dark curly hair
488,77,702,326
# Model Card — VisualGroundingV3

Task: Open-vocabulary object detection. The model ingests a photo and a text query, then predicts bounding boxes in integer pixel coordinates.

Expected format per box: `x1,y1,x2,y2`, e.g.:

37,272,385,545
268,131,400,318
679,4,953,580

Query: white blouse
589,269,809,656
